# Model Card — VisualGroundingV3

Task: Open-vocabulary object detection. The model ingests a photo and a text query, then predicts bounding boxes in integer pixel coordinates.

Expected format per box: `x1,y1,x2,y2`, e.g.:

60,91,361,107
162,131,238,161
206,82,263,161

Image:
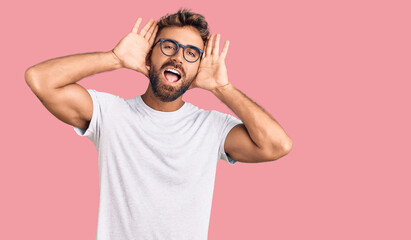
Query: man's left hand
188,34,231,91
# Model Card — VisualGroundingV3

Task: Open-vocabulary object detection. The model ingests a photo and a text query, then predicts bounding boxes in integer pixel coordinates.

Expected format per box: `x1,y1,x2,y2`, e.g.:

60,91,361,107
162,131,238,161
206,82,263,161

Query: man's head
146,9,210,102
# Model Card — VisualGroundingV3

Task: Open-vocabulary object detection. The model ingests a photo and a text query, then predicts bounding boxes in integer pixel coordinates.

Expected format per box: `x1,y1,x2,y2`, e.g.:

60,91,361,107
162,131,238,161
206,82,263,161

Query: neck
141,84,185,112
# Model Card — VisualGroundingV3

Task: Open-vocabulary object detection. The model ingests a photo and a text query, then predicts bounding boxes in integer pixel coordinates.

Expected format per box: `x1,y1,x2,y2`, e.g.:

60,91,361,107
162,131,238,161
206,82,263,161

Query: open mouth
163,68,182,83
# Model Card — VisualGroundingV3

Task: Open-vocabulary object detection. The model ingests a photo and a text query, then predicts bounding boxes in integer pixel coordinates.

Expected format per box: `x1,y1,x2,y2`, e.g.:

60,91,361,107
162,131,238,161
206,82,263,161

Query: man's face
147,26,204,102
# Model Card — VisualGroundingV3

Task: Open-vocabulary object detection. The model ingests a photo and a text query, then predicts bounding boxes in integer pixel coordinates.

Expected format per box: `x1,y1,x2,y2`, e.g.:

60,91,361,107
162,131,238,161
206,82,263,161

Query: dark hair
156,8,210,45
146,9,209,65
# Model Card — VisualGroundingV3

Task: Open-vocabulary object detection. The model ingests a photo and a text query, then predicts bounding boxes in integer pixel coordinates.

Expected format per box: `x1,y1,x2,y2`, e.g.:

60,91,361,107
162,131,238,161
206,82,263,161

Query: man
25,9,292,240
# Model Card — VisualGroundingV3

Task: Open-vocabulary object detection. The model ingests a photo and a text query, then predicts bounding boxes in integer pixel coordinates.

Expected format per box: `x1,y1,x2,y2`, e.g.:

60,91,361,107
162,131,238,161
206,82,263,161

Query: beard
148,61,196,102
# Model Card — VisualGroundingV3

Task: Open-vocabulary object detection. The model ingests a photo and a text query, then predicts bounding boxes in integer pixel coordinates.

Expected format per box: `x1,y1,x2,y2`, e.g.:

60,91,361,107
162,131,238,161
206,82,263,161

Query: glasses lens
184,47,201,62
161,40,177,56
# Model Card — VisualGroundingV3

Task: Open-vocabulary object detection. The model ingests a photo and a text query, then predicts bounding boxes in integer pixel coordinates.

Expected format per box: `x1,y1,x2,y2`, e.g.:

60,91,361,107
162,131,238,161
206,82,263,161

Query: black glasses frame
152,38,204,63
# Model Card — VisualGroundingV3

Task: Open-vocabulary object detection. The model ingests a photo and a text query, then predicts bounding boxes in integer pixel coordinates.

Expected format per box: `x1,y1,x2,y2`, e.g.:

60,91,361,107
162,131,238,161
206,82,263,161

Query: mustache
160,60,185,77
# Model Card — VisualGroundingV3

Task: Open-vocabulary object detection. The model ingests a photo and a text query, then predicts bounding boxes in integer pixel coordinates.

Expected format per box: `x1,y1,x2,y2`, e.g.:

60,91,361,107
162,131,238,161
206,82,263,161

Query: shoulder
88,89,122,101
87,89,125,108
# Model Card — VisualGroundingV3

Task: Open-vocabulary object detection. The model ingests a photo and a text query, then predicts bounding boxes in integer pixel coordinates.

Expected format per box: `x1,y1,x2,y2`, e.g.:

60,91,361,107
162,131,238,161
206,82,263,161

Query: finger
201,45,206,60
132,18,142,34
201,41,207,60
212,34,220,56
144,21,157,39
148,25,158,45
220,40,230,59
139,18,154,36
145,20,157,39
206,34,214,56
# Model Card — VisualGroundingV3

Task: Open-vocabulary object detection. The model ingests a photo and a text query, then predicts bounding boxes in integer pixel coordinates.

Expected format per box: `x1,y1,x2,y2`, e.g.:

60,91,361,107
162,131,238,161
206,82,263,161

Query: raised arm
191,33,293,163
25,18,158,130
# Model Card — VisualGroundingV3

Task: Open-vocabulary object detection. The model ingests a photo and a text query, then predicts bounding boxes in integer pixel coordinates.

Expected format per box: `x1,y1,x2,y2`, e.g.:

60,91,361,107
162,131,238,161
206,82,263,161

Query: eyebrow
168,38,203,50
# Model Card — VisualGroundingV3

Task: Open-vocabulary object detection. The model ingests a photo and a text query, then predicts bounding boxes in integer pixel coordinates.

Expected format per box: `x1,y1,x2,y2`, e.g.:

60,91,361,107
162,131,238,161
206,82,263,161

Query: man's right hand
111,18,158,77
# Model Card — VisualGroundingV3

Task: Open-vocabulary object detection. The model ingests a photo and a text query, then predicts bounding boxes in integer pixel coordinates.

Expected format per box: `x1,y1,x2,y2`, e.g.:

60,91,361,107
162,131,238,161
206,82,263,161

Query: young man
25,9,292,240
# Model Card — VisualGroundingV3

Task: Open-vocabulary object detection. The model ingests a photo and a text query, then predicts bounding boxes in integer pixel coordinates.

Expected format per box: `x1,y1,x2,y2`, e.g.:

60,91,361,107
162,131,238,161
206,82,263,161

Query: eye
162,41,177,50
186,49,197,57
164,44,176,50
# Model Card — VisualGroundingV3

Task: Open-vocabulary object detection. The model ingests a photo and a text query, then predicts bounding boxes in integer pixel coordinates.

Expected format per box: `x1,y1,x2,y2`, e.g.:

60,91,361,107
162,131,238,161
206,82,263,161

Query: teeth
165,68,181,77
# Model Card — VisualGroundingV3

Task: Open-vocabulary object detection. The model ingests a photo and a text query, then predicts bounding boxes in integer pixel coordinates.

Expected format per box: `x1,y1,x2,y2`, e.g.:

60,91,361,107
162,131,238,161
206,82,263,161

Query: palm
112,18,158,77
194,57,228,90
189,34,231,92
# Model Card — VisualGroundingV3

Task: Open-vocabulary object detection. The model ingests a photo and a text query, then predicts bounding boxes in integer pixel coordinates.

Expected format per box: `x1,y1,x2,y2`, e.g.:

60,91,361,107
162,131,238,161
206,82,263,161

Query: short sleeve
72,89,116,149
215,111,243,165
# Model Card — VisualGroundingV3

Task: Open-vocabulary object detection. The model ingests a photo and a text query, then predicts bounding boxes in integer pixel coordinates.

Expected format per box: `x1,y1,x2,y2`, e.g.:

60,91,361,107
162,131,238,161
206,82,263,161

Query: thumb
140,66,149,78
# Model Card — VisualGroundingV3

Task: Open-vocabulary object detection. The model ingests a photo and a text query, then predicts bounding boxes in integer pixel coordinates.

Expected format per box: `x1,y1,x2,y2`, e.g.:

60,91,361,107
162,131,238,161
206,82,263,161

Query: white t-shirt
73,89,243,240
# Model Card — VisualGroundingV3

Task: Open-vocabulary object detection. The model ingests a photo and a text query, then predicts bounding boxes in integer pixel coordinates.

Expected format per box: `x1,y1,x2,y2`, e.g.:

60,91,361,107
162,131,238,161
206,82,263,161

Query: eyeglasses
152,38,204,63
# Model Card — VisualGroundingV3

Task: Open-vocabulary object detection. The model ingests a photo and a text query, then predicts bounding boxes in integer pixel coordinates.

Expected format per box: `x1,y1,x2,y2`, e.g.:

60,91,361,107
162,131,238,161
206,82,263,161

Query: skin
25,17,293,163
111,18,292,162
142,26,204,110
111,18,232,112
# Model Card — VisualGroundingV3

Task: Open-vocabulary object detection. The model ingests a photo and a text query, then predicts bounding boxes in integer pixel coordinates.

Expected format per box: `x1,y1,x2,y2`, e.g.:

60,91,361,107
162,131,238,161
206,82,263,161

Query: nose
170,46,184,63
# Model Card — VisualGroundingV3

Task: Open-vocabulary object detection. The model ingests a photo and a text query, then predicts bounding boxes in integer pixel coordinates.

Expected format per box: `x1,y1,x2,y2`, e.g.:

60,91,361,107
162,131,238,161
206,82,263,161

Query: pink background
1,0,410,239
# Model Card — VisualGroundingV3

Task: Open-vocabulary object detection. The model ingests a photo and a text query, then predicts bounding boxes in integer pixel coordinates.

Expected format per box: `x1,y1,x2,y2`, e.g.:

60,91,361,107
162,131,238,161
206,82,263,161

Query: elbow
25,67,46,95
283,138,293,154
25,67,38,90
282,138,293,155
25,67,46,102
270,138,293,161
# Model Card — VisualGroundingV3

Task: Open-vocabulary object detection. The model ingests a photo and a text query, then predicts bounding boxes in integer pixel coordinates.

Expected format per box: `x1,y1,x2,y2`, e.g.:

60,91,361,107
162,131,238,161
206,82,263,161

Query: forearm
25,51,122,92
211,82,292,152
